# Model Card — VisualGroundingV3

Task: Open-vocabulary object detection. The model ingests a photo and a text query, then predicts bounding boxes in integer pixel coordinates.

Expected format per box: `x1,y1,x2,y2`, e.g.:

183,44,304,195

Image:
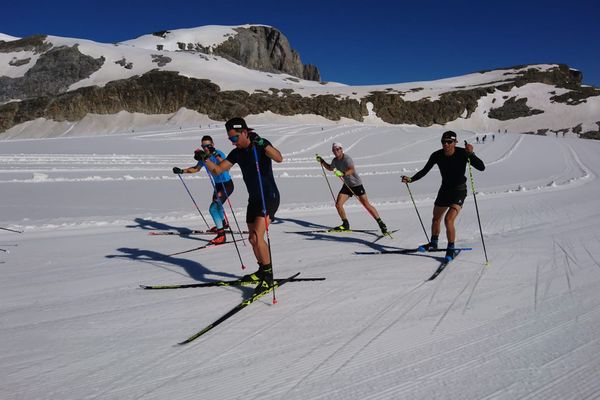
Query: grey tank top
331,154,362,187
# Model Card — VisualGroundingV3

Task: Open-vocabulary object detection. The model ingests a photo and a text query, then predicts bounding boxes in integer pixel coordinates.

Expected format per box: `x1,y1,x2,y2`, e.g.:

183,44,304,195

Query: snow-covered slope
0,33,19,41
2,123,600,399
120,24,265,52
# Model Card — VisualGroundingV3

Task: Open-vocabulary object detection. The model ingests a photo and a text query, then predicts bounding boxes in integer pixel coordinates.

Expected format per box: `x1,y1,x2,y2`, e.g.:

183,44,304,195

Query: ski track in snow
3,125,600,400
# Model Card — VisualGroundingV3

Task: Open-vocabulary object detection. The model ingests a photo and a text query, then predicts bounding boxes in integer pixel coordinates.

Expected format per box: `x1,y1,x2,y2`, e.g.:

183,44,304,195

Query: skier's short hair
201,135,213,143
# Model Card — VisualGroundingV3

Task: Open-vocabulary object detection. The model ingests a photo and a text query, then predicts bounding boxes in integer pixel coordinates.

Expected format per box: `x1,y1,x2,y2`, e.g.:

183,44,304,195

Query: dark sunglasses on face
441,140,455,145
201,143,212,148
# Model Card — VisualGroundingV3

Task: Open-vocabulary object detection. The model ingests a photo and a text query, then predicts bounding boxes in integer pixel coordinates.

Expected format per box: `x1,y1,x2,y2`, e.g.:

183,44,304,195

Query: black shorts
435,186,467,208
246,194,280,223
212,180,234,204
339,184,366,197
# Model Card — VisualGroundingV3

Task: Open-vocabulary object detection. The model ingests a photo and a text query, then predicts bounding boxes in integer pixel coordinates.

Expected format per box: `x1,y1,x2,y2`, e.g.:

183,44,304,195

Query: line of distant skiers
172,118,485,295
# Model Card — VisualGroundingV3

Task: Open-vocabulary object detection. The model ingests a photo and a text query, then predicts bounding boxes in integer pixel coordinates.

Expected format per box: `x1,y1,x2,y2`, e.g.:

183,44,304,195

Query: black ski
427,249,463,281
140,276,325,290
0,226,22,234
355,247,472,255
371,229,400,243
285,229,380,235
178,272,300,345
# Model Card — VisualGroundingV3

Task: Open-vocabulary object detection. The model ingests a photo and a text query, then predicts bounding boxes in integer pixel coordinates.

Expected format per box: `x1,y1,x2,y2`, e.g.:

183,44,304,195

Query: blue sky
3,0,599,87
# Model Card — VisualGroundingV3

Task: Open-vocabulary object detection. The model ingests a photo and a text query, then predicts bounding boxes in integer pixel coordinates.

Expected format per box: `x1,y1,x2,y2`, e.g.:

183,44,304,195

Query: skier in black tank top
402,131,485,259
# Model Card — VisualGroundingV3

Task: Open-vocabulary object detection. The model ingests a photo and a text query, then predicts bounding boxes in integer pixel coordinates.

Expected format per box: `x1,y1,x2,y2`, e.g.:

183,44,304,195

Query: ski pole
465,141,489,265
252,145,277,304
219,181,247,247
0,226,22,234
177,174,210,229
316,155,336,205
205,171,248,270
405,182,430,243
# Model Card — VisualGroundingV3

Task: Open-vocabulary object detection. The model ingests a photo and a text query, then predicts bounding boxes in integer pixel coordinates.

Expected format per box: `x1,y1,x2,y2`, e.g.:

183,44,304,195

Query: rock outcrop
155,25,321,82
0,39,105,102
0,70,361,132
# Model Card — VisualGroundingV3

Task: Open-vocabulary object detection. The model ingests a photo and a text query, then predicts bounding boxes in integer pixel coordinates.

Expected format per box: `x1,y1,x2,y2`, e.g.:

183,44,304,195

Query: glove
315,154,324,163
249,131,265,147
401,175,411,183
194,148,209,161
334,168,344,178
173,167,184,174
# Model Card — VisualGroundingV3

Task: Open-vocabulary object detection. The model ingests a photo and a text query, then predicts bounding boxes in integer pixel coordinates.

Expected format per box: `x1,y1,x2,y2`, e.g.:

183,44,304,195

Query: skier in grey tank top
317,142,388,234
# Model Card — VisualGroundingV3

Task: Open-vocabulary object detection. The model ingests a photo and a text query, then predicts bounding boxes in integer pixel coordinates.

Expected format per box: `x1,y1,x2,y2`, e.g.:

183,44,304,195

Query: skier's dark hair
201,135,213,142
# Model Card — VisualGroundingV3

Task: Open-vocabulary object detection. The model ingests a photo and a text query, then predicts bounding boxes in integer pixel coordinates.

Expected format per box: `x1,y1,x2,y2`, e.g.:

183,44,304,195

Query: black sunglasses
441,140,455,145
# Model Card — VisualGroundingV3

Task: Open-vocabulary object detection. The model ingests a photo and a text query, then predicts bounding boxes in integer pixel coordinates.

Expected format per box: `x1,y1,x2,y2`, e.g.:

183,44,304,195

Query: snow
120,25,267,52
0,32,20,41
3,123,600,399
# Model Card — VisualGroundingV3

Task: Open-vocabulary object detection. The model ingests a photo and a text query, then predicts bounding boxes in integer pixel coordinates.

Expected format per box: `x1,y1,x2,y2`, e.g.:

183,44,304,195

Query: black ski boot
418,238,438,252
331,219,350,232
252,263,274,295
445,243,457,261
376,218,388,235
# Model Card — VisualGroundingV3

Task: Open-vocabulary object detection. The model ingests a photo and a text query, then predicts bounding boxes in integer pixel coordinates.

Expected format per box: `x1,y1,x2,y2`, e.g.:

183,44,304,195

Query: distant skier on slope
198,118,283,295
172,135,234,245
402,131,485,260
317,142,388,234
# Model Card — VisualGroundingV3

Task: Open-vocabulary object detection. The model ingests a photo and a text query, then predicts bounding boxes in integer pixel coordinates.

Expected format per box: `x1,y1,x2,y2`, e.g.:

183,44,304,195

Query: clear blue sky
3,0,599,87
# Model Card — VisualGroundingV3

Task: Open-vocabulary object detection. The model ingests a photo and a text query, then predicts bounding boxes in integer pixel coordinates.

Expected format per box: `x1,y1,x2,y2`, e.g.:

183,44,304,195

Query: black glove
249,131,265,147
194,148,209,161
173,167,184,174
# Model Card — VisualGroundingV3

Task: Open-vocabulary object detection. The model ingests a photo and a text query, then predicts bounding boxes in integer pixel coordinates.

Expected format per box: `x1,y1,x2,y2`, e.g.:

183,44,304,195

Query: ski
285,229,379,235
0,226,22,234
140,276,325,290
372,229,399,243
149,229,249,236
355,247,472,255
427,249,463,281
178,272,300,345
168,238,246,257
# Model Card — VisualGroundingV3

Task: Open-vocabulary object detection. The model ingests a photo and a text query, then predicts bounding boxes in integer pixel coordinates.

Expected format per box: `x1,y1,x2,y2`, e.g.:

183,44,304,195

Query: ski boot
418,240,438,252
445,243,457,261
208,222,229,233
251,263,274,295
376,218,388,235
330,219,350,232
209,229,226,245
240,262,272,284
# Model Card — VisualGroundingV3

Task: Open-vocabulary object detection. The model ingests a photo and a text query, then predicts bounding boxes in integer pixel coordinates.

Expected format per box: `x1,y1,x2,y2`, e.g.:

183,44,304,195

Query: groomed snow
2,123,600,399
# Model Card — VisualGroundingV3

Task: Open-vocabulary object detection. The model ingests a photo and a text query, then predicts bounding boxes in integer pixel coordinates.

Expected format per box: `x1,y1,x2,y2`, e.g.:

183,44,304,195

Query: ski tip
418,246,426,253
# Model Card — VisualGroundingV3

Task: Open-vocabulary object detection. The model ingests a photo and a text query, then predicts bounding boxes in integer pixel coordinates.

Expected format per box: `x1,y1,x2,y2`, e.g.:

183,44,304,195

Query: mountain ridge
0,25,599,139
